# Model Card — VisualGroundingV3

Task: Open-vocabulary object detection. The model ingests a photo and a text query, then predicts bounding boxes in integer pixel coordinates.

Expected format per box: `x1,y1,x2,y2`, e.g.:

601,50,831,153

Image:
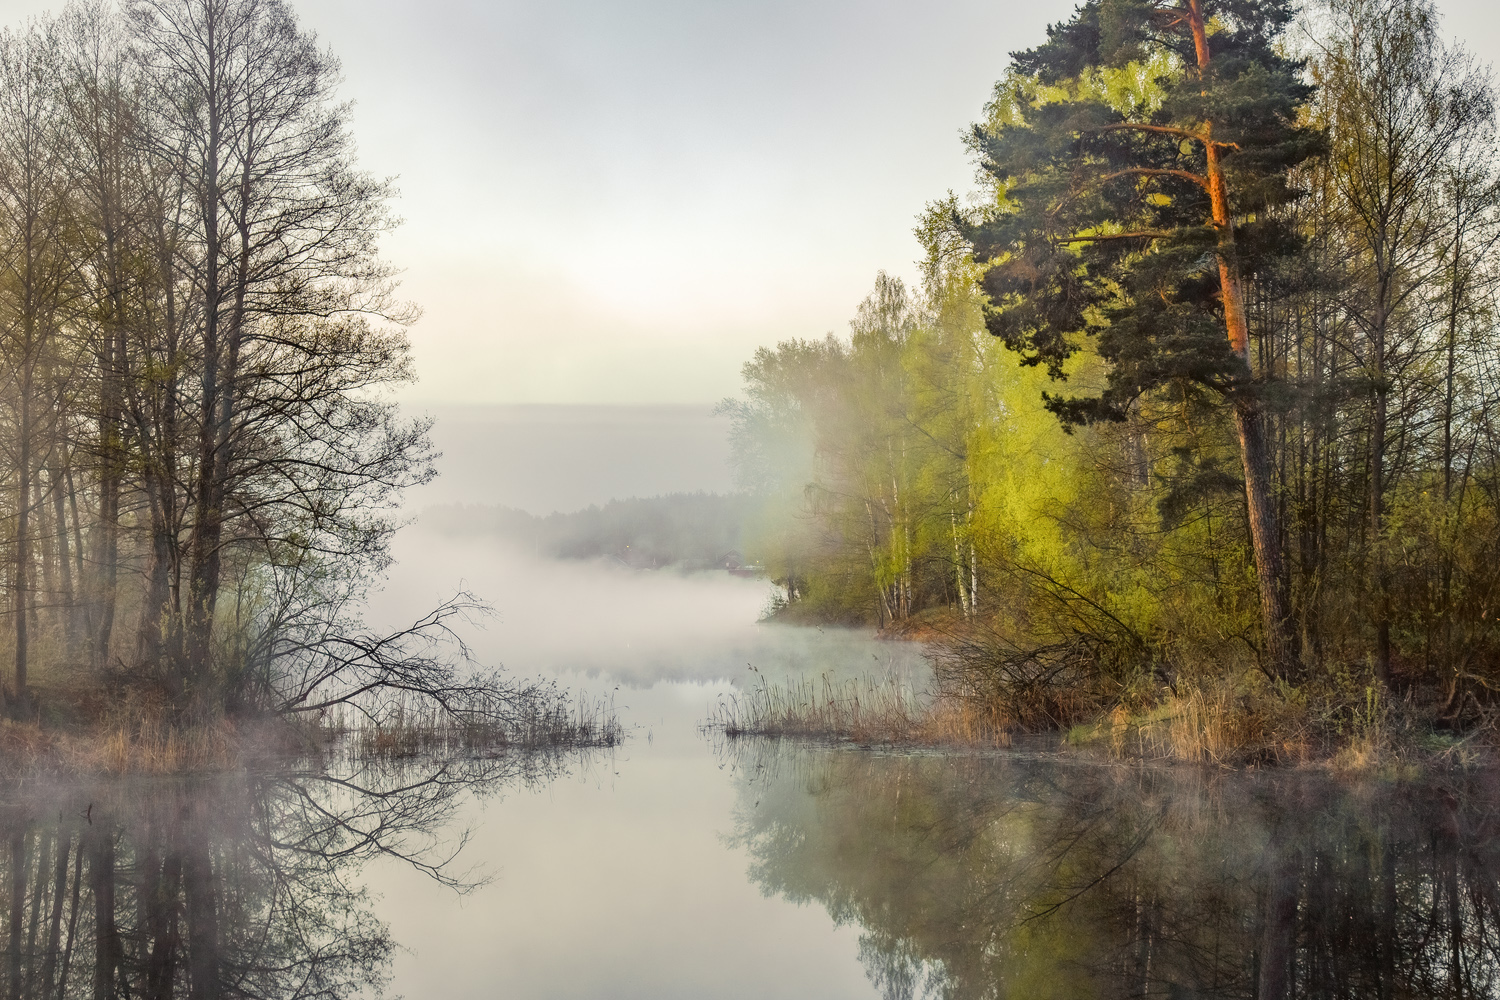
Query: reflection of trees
729,747,1500,999
2,752,574,998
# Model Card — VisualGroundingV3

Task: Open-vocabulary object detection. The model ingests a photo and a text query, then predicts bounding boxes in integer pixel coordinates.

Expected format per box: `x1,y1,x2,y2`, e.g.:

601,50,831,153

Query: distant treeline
423,493,751,571
725,0,1500,734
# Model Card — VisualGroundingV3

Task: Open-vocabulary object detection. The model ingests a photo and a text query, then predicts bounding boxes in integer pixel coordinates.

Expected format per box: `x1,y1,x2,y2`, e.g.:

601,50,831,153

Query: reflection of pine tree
728,746,1500,1000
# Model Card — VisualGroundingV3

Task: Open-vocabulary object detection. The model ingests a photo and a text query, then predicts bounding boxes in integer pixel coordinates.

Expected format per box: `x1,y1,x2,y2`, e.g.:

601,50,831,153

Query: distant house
721,550,764,578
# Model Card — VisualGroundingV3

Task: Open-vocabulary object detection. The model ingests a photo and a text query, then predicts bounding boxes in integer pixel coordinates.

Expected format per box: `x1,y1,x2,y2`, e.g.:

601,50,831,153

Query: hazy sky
303,0,1075,406
7,0,1500,405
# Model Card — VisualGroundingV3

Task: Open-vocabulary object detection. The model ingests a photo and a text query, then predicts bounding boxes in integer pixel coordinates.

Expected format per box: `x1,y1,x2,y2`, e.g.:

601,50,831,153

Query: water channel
11,522,1500,998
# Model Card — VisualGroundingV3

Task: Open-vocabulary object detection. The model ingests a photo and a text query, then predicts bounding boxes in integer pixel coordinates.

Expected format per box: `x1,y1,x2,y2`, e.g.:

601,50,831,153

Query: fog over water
407,404,733,513
7,407,1492,1000
371,403,925,690
371,528,925,688
358,404,919,998
345,408,895,998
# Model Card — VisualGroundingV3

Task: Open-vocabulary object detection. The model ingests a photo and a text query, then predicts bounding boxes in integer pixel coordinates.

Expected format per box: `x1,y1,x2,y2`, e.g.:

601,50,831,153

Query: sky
5,0,1500,407
299,0,1074,406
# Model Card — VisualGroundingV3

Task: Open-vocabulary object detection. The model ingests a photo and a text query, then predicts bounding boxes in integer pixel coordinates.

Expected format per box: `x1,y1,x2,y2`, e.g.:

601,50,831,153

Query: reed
0,676,624,776
0,715,256,777
706,671,1010,748
340,690,623,760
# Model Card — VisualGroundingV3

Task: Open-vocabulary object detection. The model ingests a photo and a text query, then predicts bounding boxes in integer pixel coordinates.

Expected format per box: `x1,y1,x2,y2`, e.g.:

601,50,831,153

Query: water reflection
1,751,573,999
729,746,1500,1000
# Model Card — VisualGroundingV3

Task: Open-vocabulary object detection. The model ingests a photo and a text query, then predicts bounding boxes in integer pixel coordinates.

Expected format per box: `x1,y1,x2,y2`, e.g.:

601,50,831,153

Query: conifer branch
1052,231,1174,243
1099,167,1210,191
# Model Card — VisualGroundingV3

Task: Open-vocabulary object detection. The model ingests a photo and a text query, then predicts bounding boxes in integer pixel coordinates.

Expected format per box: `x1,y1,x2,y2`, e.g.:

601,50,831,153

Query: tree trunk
48,456,76,662
8,826,26,1000
87,827,121,1000
183,32,226,699
1371,312,1391,686
13,384,32,716
1191,0,1297,680
39,831,66,1000
92,234,127,676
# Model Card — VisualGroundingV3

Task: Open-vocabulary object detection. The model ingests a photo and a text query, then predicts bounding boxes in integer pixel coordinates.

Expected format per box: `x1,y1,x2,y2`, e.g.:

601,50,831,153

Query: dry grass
0,675,624,777
709,660,1500,771
1073,682,1410,768
706,671,1011,748
1124,691,1261,764
0,715,262,778
65,717,243,774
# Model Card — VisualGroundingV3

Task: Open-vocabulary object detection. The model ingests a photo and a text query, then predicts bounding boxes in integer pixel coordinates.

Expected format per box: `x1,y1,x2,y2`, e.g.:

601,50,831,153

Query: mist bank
408,404,732,513
420,493,753,570
368,522,926,688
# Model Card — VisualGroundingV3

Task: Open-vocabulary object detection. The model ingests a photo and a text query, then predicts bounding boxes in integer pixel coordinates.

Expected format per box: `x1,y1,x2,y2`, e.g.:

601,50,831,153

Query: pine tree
961,0,1323,679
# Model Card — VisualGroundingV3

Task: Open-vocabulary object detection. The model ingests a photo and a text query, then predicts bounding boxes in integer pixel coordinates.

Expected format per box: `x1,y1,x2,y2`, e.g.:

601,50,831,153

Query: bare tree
0,17,76,713
1313,0,1496,682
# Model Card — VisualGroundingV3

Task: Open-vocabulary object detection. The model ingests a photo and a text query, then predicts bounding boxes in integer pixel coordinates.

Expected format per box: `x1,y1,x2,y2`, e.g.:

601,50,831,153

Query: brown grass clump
66,717,243,775
344,694,623,760
1084,686,1312,766
1070,678,1446,770
0,673,626,778
708,640,1500,771
0,715,272,779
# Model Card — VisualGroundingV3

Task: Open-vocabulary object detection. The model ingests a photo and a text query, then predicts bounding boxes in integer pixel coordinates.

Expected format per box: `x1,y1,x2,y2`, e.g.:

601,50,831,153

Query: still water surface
13,524,1500,998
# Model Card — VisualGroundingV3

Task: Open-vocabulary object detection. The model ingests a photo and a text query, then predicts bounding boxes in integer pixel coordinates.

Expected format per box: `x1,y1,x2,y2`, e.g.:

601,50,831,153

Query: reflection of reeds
706,672,1010,748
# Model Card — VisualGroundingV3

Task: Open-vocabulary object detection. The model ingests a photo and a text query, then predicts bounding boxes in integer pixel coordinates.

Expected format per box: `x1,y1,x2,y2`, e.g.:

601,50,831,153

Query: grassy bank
0,676,622,779
706,645,1495,771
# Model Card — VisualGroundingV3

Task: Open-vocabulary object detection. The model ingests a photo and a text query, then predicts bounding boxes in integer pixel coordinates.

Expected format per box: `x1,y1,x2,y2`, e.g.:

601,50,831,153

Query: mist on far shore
404,403,733,514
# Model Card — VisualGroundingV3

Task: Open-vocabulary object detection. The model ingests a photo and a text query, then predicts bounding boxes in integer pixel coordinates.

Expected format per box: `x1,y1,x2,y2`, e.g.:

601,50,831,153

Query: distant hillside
421,493,753,570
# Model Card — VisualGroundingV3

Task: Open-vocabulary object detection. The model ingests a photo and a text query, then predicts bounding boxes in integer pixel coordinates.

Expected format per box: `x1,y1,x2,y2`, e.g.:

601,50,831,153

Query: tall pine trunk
1191,1,1296,679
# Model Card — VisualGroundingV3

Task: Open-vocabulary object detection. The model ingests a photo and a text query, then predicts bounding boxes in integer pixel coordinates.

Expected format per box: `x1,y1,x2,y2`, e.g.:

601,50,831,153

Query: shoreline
706,643,1498,775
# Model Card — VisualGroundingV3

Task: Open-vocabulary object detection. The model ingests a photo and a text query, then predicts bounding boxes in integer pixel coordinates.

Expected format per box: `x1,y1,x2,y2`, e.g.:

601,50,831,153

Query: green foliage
963,0,1321,423
727,0,1500,740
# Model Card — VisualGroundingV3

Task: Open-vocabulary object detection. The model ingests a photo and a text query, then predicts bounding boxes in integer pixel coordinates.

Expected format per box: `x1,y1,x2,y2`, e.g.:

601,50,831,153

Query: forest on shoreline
0,0,613,763
725,0,1500,759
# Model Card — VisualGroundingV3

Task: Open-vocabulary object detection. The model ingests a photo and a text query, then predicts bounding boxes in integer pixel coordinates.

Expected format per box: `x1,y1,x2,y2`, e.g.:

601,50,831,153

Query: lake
9,520,1500,999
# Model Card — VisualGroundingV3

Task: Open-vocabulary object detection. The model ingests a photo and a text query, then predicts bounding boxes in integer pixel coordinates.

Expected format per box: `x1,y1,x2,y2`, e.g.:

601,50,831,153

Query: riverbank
707,666,1494,773
0,678,622,778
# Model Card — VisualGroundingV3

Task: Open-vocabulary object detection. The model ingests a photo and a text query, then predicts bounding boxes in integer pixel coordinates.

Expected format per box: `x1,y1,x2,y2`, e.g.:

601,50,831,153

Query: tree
0,17,74,713
959,0,1323,679
128,0,423,707
1310,0,1495,683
